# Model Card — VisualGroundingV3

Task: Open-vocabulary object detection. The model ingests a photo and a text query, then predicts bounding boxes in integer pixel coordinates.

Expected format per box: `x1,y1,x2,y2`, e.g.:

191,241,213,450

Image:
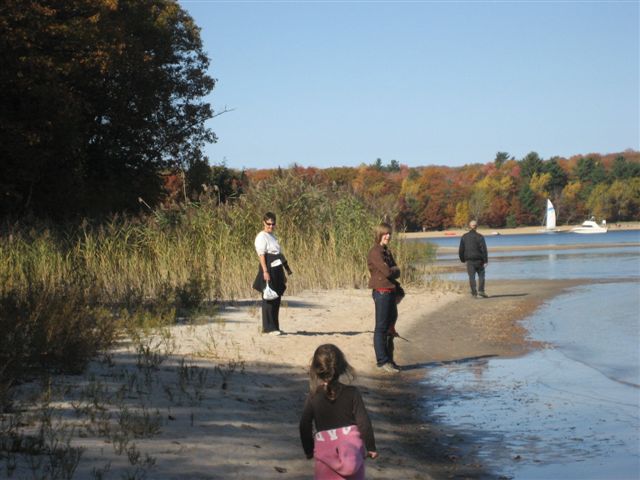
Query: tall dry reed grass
0,172,436,405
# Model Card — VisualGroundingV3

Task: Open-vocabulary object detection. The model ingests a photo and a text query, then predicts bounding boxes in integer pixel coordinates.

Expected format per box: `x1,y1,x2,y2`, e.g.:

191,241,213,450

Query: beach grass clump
0,171,432,303
0,279,117,412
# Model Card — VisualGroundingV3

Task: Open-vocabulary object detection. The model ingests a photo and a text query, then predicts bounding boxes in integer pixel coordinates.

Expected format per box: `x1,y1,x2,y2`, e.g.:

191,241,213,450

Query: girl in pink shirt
300,344,378,479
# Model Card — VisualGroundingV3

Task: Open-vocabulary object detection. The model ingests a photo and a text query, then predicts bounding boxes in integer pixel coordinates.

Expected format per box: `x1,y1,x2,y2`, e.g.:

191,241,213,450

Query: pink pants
313,425,366,480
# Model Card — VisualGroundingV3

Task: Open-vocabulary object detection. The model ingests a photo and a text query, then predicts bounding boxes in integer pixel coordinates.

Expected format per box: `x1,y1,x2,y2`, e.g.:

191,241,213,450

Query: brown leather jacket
367,244,400,289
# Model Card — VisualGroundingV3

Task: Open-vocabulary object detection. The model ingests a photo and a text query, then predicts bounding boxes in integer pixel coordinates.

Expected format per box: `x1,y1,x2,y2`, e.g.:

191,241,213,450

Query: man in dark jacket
459,220,488,298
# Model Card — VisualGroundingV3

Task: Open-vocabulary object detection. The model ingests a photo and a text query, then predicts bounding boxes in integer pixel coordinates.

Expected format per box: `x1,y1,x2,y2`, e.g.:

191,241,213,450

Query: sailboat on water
540,199,560,233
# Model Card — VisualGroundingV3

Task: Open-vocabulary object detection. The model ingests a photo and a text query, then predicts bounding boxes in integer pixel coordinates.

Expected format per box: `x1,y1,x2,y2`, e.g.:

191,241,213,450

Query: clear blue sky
179,1,639,170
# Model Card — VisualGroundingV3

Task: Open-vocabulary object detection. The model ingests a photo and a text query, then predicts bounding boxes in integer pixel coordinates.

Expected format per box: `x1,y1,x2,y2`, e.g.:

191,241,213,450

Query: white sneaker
267,330,282,336
377,363,400,373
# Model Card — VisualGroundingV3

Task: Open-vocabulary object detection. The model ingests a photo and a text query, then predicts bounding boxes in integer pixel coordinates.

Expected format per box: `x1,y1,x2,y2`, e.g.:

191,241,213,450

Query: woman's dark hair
309,344,354,400
263,212,276,223
374,222,392,244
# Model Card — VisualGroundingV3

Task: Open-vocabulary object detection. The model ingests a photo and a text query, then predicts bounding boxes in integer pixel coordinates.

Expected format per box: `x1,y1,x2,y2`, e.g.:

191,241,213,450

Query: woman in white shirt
252,212,292,335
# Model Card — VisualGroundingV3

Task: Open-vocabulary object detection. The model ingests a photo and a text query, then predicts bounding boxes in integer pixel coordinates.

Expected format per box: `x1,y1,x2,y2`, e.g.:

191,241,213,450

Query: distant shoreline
401,222,640,239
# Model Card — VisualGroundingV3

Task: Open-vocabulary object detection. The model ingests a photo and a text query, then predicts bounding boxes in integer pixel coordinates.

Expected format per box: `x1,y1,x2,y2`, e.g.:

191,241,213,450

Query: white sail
545,199,556,230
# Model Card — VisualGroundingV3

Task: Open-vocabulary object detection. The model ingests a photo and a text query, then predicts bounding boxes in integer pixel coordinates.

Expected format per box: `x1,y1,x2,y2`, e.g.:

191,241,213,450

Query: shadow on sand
287,330,372,337
9,343,499,479
481,293,528,299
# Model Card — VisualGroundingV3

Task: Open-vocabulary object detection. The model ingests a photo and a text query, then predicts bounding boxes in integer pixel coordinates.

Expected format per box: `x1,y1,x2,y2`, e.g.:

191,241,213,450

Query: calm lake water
414,230,640,479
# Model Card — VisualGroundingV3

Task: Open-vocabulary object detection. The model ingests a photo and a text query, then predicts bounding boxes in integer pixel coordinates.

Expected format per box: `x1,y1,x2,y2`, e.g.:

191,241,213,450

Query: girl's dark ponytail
308,344,354,400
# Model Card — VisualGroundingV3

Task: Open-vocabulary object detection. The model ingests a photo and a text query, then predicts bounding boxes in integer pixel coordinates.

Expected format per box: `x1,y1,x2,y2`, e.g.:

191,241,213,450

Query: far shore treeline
239,149,640,230
0,0,639,405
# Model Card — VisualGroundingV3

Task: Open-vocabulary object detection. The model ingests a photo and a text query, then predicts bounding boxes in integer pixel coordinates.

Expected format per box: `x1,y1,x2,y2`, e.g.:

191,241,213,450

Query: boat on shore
571,219,608,234
539,199,560,233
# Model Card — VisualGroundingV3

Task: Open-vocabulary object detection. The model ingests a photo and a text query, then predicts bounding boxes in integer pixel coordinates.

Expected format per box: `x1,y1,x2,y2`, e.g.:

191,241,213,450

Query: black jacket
459,230,488,263
252,253,288,296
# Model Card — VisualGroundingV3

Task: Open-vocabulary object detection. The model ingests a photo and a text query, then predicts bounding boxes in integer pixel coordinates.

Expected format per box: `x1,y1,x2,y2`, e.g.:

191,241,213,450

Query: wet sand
392,278,591,479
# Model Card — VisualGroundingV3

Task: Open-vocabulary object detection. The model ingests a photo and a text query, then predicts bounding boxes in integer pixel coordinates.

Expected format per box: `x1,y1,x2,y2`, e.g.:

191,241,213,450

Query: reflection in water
547,252,557,277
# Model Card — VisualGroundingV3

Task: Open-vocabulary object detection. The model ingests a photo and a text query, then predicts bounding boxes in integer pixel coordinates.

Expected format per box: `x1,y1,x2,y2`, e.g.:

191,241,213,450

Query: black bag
395,285,405,303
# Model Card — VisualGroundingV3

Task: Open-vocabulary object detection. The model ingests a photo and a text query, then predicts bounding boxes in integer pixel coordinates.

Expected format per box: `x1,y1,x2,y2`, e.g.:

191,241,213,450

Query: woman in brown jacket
366,222,403,373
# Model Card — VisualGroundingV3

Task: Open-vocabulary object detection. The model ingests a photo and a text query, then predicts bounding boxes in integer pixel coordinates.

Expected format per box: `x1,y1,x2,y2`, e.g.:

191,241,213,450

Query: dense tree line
238,151,640,230
1,0,214,217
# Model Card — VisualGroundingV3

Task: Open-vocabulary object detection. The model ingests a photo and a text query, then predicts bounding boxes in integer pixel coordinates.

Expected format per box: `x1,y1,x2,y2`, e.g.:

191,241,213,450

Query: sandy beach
6,276,593,480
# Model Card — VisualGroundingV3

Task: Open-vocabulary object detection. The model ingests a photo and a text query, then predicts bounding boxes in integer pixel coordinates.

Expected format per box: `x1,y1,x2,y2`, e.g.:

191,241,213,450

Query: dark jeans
372,290,398,366
466,260,486,295
262,296,281,332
